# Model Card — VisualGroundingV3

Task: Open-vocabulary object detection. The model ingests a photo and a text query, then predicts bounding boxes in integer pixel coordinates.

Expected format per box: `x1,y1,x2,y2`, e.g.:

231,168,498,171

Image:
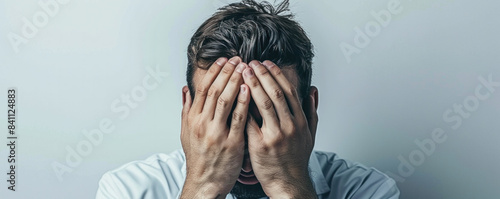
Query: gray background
0,0,499,198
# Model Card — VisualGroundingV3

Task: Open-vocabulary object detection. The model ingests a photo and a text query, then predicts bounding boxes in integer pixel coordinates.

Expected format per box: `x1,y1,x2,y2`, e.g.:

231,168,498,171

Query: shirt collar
309,151,331,195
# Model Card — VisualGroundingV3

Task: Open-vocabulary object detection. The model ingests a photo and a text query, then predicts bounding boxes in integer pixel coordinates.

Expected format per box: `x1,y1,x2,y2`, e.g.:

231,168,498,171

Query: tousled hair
187,0,314,99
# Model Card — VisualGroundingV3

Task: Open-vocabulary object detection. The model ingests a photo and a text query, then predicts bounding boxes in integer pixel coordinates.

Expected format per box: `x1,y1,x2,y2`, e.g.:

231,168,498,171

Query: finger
242,67,280,129
261,60,302,118
203,57,242,119
181,88,192,143
228,84,250,141
214,62,247,123
191,57,227,114
248,60,292,122
245,113,262,143
182,86,192,117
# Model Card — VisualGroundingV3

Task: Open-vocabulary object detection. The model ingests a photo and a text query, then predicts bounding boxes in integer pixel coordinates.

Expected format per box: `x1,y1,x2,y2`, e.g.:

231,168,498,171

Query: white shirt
96,149,400,199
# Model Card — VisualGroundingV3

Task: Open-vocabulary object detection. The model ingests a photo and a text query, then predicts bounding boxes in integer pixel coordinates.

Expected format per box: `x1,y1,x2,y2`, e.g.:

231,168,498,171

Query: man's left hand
242,60,319,198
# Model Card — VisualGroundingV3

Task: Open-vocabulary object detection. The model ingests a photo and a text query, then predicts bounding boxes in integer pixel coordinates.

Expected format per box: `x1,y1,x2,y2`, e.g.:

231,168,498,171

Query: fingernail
236,63,245,73
229,57,240,65
215,57,226,66
249,61,259,68
244,68,254,77
240,85,247,94
262,61,274,69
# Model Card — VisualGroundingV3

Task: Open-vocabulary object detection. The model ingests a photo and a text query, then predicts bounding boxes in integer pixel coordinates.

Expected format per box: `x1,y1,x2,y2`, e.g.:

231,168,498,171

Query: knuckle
267,133,285,146
291,88,299,98
217,96,229,108
285,86,298,98
272,88,284,100
248,79,260,88
230,123,241,133
221,66,232,75
224,141,236,151
237,93,248,104
229,74,240,84
209,64,222,73
254,144,270,153
193,129,204,139
286,124,297,134
207,87,220,98
196,86,208,96
270,66,282,76
257,67,270,76
205,135,219,146
232,111,245,123
237,97,247,105
263,98,274,110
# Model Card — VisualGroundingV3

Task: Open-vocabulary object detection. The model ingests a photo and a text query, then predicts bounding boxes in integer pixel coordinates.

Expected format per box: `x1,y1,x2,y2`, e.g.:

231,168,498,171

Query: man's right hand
180,57,250,199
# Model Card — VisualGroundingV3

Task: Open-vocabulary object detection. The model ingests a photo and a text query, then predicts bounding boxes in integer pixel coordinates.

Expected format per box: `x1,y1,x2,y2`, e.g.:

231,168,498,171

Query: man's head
185,0,315,198
186,0,314,100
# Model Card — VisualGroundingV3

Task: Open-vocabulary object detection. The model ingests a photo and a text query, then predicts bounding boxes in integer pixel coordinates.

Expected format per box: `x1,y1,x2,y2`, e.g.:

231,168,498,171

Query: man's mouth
238,156,259,185
238,170,259,185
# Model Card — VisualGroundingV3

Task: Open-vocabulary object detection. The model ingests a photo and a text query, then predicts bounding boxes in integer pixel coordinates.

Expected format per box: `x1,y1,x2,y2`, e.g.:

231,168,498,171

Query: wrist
181,177,230,199
264,173,317,199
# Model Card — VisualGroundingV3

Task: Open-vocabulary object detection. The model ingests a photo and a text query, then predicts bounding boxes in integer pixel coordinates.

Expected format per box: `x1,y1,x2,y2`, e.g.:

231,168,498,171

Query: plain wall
0,0,499,198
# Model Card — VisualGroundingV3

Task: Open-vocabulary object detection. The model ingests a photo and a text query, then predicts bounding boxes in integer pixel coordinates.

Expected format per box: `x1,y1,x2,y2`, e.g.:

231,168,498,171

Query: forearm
265,173,317,199
180,180,228,199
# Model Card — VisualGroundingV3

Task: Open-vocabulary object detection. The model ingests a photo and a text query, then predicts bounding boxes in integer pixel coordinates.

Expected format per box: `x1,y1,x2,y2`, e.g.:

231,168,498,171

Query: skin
180,56,319,198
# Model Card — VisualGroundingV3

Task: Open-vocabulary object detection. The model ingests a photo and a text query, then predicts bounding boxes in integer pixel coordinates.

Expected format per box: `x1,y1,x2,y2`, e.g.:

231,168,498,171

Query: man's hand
180,57,250,198
242,60,319,198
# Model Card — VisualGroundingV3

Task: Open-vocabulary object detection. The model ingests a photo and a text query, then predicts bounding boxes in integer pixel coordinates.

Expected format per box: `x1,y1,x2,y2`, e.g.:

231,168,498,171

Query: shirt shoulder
95,149,186,199
311,151,400,199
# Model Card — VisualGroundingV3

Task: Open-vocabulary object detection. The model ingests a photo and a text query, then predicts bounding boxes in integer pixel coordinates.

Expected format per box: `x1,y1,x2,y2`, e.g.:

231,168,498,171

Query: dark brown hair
186,0,314,99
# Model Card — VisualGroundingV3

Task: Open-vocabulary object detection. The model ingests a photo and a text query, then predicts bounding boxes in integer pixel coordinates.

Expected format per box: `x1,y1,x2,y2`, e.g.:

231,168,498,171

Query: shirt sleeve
369,178,400,199
351,177,400,199
312,151,400,199
94,151,186,199
95,172,127,199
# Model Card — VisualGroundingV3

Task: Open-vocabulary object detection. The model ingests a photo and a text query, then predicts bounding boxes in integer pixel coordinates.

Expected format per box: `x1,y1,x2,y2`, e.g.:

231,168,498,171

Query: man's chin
230,181,267,199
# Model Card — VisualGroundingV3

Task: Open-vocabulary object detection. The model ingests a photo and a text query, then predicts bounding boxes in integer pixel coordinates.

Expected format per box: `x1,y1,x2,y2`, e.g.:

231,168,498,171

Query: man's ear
182,85,189,105
309,86,319,110
304,85,319,144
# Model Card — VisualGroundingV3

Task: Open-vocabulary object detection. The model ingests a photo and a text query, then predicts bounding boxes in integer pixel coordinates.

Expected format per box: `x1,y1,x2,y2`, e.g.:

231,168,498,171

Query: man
96,0,400,198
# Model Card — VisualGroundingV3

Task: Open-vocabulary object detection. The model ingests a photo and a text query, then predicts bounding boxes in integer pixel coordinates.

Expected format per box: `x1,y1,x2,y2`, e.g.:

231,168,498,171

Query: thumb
182,86,192,117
